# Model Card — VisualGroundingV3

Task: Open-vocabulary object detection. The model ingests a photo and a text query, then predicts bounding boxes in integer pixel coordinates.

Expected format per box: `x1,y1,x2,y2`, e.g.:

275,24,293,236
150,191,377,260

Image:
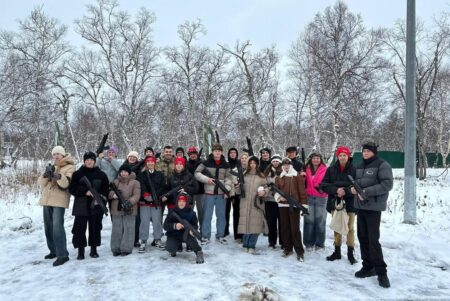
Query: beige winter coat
237,171,269,235
38,155,76,208
108,173,141,216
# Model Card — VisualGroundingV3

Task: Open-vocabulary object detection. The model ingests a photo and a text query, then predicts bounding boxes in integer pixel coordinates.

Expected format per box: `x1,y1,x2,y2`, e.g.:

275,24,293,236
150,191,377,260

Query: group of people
38,140,393,288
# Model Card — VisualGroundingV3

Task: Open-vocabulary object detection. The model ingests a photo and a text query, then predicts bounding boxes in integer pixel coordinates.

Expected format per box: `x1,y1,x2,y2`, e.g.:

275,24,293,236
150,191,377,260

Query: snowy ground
0,167,449,300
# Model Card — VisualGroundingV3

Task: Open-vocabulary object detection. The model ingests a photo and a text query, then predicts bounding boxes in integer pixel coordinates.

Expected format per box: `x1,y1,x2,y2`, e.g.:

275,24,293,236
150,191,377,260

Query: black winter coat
169,169,198,204
136,169,166,202
69,165,109,216
187,158,204,194
292,158,304,172
320,160,356,213
163,206,199,240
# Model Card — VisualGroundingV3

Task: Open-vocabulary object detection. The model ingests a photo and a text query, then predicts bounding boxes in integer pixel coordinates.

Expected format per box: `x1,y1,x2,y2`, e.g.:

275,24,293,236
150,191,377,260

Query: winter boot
77,247,85,260
378,274,391,288
347,246,357,265
326,246,341,261
44,253,56,259
355,267,377,278
53,256,69,267
138,240,146,253
196,251,205,264
154,239,165,249
90,246,99,258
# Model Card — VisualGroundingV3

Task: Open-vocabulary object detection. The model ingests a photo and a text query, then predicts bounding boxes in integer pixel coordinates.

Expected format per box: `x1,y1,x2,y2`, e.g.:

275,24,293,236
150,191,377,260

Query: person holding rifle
194,143,232,245
38,146,75,267
274,158,307,261
96,146,122,183
187,146,205,229
69,151,109,260
320,146,357,263
264,154,283,249
163,193,204,264
163,157,198,210
351,141,393,288
108,164,141,256
136,156,166,252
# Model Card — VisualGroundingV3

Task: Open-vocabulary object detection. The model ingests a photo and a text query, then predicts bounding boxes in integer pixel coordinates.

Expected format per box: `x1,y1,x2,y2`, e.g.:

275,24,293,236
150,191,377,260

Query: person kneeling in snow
163,193,204,264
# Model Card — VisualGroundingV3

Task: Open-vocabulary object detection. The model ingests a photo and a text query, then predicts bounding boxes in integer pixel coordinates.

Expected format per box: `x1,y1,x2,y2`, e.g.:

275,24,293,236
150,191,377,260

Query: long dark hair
244,157,266,178
306,152,325,175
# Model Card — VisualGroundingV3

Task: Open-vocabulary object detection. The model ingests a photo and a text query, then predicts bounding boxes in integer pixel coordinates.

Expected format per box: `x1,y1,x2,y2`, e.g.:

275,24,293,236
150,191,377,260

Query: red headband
175,157,186,167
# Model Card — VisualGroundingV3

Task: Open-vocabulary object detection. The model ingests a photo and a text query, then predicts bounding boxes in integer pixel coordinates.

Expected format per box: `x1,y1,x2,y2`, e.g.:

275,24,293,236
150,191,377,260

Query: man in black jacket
187,146,205,228
351,141,393,288
259,147,271,173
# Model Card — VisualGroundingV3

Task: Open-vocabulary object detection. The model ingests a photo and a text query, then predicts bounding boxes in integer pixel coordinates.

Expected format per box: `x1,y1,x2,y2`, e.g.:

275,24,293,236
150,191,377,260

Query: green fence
331,151,448,168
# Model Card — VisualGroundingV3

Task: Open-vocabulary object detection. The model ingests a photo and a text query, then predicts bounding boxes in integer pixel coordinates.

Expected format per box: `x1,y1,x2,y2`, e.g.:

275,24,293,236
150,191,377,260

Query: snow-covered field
0,167,449,301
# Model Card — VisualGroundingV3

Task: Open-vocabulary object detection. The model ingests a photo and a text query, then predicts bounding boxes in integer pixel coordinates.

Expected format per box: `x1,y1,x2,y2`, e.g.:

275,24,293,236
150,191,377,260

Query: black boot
77,247,85,260
90,246,99,258
347,246,357,265
53,256,69,267
355,267,377,278
326,246,341,261
378,274,391,288
44,253,56,259
196,251,204,264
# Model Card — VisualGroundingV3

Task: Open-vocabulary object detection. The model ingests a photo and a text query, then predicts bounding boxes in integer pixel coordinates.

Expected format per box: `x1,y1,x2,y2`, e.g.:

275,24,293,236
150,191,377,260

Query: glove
43,170,52,179
123,200,133,211
98,153,104,159
51,173,62,180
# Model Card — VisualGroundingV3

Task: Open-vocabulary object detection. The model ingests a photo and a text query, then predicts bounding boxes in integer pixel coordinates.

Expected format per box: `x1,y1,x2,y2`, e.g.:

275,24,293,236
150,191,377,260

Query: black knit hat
362,141,378,155
248,155,260,166
119,164,132,174
144,146,154,154
286,146,297,154
175,147,185,155
83,151,97,162
259,147,271,156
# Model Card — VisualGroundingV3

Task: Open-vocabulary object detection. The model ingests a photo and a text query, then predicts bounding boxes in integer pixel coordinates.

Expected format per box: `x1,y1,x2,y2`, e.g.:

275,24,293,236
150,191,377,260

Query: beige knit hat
127,151,139,159
51,146,66,156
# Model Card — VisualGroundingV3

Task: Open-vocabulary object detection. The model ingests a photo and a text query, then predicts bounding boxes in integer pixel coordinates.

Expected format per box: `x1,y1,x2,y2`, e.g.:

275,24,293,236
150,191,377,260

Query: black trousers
265,201,280,245
165,235,201,254
357,209,387,275
225,195,243,240
72,214,103,248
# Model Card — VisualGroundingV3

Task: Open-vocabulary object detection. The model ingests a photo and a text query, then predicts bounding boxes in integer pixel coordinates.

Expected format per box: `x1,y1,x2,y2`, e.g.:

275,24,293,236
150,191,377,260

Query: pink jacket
305,164,328,198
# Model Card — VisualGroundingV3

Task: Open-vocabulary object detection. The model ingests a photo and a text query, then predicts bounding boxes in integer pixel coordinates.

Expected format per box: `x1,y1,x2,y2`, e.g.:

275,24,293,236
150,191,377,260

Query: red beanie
336,146,351,158
187,146,198,154
145,156,156,164
175,157,186,167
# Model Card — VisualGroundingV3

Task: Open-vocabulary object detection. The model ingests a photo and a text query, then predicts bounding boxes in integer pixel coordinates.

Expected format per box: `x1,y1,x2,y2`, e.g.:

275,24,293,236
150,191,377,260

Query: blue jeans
201,194,226,239
243,234,259,249
43,206,69,257
303,196,327,248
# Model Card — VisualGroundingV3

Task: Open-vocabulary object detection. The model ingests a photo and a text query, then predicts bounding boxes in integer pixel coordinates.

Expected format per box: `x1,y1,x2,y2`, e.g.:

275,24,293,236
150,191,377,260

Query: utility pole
404,0,417,224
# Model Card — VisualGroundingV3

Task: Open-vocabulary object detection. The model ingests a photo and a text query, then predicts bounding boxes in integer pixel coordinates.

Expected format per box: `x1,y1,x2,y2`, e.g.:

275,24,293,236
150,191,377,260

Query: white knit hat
51,146,66,156
127,151,139,159
270,154,282,164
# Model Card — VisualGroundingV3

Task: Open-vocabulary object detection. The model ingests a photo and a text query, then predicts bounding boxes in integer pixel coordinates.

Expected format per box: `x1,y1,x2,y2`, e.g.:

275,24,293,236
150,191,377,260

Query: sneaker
44,253,56,260
235,238,243,244
355,267,377,278
315,246,325,252
305,246,314,252
282,251,292,258
216,237,228,245
195,251,205,264
170,252,177,257
186,245,193,252
134,241,141,247
154,239,165,249
248,248,257,255
150,240,156,247
243,247,249,253
378,274,391,288
138,241,146,253
201,238,210,245
113,251,121,257
297,255,304,262
53,256,69,267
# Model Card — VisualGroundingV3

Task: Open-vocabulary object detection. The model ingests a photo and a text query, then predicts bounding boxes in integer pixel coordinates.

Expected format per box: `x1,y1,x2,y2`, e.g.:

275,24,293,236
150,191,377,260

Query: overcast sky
1,0,449,56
